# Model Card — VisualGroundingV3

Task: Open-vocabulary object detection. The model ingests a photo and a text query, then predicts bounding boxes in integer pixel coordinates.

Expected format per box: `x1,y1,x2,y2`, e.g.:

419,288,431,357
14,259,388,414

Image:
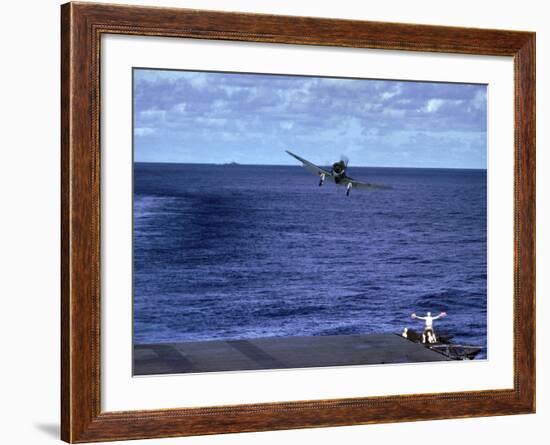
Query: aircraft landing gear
346,182,352,196
319,173,325,187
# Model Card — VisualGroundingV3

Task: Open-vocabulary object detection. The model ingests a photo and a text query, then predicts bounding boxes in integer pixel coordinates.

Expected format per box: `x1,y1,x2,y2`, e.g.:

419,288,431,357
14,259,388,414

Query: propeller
340,154,349,167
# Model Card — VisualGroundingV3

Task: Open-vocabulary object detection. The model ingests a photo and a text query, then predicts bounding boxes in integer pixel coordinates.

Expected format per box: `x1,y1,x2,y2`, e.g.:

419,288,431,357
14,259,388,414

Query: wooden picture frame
61,2,535,442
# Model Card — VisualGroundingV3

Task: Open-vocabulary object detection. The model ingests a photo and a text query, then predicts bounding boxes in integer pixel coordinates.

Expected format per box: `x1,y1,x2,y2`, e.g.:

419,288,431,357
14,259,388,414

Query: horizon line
133,161,487,171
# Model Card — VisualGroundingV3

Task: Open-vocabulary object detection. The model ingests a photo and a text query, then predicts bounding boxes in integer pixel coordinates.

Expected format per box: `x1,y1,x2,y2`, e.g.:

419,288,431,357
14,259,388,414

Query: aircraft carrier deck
134,334,450,375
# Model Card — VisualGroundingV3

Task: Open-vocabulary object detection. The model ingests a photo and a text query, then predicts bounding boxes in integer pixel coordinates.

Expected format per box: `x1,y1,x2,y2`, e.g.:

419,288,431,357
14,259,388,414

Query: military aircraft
285,150,388,196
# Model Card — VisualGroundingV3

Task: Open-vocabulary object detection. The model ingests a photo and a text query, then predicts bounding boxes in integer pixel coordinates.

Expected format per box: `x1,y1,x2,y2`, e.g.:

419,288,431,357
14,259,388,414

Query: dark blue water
133,163,487,358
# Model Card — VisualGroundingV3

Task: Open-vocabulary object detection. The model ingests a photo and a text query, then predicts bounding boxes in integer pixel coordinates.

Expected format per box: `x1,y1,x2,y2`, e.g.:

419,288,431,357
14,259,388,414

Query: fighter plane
285,150,388,196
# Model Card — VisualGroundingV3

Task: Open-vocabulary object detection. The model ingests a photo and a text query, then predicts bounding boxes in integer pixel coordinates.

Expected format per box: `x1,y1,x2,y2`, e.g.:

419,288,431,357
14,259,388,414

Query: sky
133,68,487,169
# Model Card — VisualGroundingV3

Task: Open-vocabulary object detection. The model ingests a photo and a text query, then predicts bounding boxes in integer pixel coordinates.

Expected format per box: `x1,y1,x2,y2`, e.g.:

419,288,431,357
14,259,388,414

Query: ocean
133,163,487,359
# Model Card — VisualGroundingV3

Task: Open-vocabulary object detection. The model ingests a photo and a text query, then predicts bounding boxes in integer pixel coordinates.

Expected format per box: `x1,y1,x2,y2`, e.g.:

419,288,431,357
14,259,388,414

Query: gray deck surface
134,334,449,375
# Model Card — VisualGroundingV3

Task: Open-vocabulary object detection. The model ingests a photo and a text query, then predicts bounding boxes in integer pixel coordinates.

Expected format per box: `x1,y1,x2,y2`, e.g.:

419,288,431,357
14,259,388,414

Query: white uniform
411,312,446,343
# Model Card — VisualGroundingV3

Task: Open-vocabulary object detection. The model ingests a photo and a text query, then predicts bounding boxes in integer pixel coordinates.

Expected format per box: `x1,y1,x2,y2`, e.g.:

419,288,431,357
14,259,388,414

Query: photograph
53,1,537,442
132,68,488,375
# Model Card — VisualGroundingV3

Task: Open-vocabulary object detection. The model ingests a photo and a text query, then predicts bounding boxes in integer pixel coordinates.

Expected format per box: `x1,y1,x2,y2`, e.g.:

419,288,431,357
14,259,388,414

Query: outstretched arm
411,313,426,320
433,312,447,320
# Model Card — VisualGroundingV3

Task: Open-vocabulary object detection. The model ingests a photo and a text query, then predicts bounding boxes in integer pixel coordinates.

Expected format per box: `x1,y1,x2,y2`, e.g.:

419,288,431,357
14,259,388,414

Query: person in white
411,311,447,343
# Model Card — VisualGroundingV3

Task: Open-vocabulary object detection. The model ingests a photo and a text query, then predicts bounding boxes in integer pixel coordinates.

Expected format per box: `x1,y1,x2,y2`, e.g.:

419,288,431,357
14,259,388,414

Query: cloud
173,103,187,113
135,127,156,137
133,69,487,168
423,99,445,113
140,109,166,120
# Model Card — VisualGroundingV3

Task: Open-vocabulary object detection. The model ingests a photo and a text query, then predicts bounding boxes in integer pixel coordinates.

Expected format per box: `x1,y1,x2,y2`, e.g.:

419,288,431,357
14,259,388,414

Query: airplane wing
341,177,390,190
286,150,334,180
